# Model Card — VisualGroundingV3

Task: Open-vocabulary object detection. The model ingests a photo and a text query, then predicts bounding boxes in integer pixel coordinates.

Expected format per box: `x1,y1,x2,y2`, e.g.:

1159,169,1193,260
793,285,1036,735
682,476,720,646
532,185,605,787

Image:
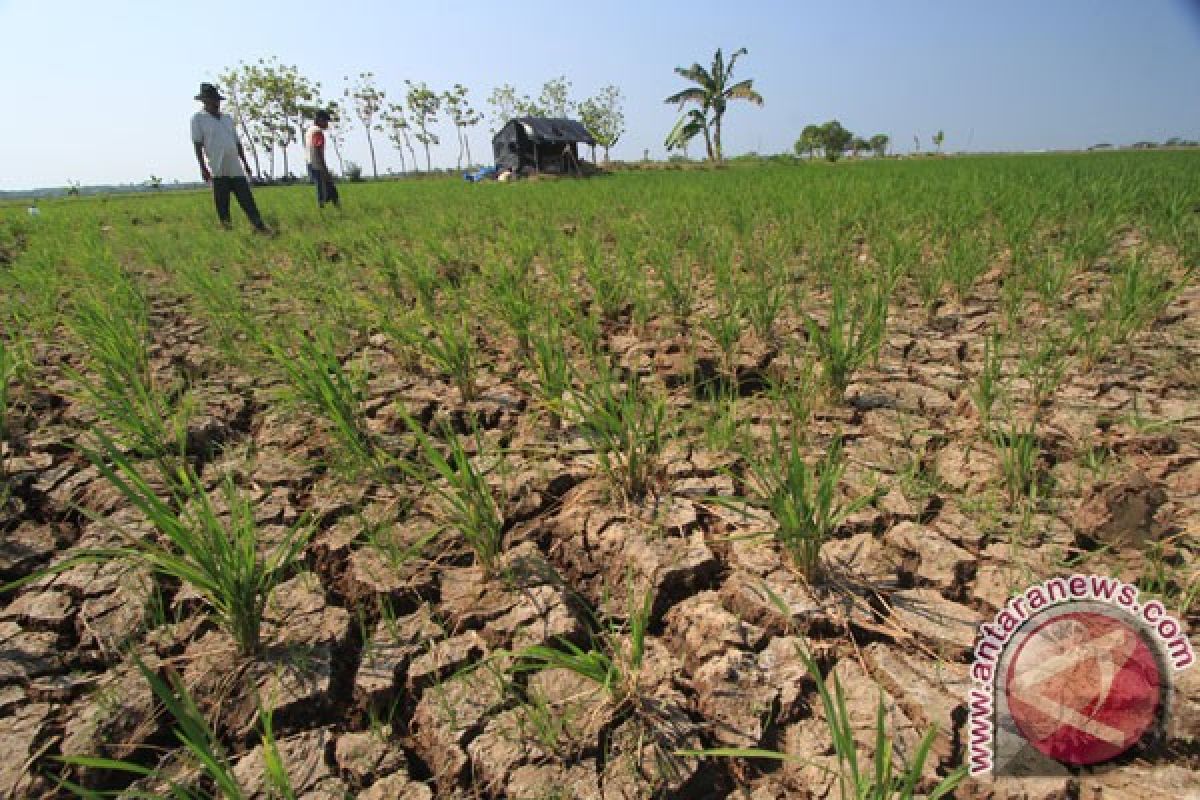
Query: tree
344,72,386,178
869,133,890,158
933,129,945,154
442,84,483,169
578,85,625,162
321,99,350,175
381,102,416,174
794,124,822,160
664,47,763,162
665,109,707,159
217,63,263,177
537,76,574,117
247,57,321,179
487,84,521,131
817,120,853,162
405,81,441,172
850,136,870,158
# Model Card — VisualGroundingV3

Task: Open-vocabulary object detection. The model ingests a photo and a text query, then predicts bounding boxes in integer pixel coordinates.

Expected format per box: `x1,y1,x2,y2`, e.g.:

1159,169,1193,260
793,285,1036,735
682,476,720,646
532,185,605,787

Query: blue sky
1,0,1198,189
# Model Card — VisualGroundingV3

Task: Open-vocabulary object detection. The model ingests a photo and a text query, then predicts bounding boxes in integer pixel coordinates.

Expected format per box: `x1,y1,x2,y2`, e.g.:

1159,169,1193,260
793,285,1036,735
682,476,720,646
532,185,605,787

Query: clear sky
1,0,1198,190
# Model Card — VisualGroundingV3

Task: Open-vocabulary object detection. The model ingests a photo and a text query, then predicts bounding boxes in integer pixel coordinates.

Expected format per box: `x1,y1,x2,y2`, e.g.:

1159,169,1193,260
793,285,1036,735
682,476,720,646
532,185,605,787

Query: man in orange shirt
305,110,340,209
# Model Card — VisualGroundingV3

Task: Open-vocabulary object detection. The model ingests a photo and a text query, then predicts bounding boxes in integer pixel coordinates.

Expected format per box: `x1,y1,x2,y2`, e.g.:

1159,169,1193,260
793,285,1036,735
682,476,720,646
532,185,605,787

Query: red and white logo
1004,611,1162,766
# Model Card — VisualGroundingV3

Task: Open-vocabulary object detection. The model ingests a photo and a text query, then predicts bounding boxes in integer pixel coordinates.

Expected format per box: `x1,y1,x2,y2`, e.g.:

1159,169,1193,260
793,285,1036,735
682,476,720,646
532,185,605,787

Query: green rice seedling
970,331,1004,429
1031,251,1070,308
524,324,573,424
1138,536,1200,618
653,242,696,327
0,333,24,453
415,311,481,402
806,279,890,398
677,644,965,800
570,368,667,500
57,658,248,799
512,582,653,711
944,234,989,302
490,261,538,355
1016,332,1069,408
915,250,947,315
991,420,1042,507
258,703,298,800
24,435,311,657
267,326,382,478
797,647,966,800
741,431,871,580
701,302,744,379
67,288,188,471
1102,252,1174,346
581,234,628,320
398,413,504,578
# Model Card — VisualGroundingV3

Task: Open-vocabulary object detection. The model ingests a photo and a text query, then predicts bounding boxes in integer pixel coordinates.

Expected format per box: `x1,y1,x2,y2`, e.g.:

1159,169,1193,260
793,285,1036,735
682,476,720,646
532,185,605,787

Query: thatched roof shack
492,117,595,175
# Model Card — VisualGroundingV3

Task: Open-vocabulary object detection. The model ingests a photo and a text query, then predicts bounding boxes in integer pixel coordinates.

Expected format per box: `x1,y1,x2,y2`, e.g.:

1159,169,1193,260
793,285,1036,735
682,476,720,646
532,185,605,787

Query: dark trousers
212,176,265,229
308,164,339,207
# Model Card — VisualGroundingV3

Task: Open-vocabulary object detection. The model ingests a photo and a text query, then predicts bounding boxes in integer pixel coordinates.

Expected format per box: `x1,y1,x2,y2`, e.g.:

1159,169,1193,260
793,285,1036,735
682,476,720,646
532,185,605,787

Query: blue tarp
464,166,498,183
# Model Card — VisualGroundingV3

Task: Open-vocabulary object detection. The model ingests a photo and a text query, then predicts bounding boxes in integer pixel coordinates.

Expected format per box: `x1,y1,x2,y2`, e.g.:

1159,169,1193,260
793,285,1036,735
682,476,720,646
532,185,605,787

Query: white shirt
190,111,245,178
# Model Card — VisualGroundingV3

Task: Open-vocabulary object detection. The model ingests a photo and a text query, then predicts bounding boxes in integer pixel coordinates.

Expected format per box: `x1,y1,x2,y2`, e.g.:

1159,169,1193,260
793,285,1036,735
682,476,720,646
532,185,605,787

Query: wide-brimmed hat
195,83,225,101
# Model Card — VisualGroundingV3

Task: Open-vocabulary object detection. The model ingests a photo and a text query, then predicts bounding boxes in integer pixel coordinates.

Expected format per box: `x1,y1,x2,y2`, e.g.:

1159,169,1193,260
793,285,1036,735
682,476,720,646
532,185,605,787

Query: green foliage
741,432,870,579
399,413,505,578
807,279,891,397
570,367,668,500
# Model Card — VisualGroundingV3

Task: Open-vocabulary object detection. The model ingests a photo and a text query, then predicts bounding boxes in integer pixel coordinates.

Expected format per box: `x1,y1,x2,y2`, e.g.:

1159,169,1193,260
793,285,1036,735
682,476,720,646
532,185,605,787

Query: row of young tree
795,121,891,161
215,59,626,180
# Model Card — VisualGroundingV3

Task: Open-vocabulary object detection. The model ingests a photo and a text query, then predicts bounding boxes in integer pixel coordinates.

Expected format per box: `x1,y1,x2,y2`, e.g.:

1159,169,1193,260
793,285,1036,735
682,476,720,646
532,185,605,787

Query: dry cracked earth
1,232,1198,799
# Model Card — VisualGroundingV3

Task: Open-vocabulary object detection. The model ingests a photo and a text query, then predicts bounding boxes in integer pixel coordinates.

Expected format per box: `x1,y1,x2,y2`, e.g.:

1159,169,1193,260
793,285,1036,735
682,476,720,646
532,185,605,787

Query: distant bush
344,162,364,182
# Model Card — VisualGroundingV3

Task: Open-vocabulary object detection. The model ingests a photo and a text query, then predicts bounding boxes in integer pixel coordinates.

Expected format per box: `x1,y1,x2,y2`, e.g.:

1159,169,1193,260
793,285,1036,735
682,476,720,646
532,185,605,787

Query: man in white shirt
306,109,340,209
190,83,270,232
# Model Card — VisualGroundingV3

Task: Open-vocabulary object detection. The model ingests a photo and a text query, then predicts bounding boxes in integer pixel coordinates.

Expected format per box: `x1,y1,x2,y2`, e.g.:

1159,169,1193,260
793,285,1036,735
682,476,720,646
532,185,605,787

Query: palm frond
724,80,764,106
664,88,709,108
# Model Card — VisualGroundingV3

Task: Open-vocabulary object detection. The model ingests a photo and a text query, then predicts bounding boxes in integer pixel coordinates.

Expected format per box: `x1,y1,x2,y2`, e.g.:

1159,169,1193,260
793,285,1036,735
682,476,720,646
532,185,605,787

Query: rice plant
10,434,311,656
807,279,890,398
970,331,1004,429
267,325,382,478
1102,252,1175,346
991,419,1042,506
399,412,504,578
0,333,23,452
57,658,298,800
67,283,188,471
677,645,965,800
511,582,654,711
524,323,573,424
413,310,481,402
740,432,871,580
570,367,668,500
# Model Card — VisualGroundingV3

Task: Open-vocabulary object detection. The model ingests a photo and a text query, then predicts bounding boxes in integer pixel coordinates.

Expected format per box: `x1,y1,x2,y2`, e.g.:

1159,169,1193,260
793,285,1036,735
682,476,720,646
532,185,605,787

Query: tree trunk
236,115,261,177
604,144,610,162
366,127,378,178
701,120,714,163
331,135,345,175
464,134,473,168
407,139,418,171
713,113,723,163
424,140,431,172
281,143,290,179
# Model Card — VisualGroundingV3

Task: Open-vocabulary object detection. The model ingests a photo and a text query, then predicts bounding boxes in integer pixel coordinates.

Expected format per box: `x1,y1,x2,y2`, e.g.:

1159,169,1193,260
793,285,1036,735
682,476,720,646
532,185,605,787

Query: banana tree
664,47,763,162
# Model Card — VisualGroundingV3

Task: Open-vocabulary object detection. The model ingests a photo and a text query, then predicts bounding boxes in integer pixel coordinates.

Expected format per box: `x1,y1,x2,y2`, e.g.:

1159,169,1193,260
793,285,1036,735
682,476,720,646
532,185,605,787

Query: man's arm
193,142,211,183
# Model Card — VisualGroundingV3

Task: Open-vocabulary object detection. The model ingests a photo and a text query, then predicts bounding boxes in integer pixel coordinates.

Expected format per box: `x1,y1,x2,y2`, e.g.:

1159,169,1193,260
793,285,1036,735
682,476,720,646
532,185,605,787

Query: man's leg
230,177,267,230
212,177,233,228
326,175,340,208
309,164,323,207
